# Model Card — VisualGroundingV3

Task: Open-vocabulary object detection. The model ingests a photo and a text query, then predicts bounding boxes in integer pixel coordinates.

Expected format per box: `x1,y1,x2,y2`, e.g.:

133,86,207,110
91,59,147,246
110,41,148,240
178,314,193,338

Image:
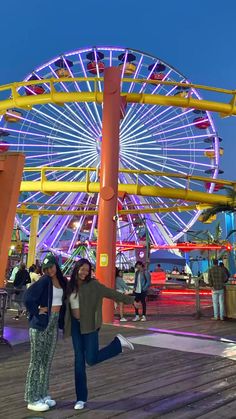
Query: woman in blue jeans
64,258,136,410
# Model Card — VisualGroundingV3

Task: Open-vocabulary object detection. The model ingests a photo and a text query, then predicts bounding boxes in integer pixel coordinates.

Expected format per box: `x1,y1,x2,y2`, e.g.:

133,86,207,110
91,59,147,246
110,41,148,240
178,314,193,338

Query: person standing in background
132,261,151,322
208,259,228,321
13,263,31,320
115,268,130,322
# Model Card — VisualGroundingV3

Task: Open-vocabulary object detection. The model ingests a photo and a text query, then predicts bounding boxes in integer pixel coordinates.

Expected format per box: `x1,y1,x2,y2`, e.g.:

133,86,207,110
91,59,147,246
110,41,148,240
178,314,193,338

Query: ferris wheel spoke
48,65,99,139
121,106,193,145
92,48,104,93
13,111,96,145
121,76,182,135
78,53,102,129
121,150,188,175
32,106,96,144
33,67,98,139
126,149,214,170
120,98,176,143
61,56,100,137
120,66,173,127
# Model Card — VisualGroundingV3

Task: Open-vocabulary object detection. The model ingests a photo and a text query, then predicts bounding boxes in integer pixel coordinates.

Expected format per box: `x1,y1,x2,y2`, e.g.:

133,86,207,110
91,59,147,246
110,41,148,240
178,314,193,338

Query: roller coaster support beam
27,212,39,268
20,180,233,206
0,152,25,288
96,67,122,323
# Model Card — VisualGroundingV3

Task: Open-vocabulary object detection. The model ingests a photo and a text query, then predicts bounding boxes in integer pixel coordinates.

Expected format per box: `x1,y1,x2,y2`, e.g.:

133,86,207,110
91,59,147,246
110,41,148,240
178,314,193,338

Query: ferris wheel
0,46,223,256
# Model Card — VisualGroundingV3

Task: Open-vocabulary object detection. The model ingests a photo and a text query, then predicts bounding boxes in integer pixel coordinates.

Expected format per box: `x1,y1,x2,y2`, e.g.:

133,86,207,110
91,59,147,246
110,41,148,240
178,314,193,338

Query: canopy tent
149,249,186,271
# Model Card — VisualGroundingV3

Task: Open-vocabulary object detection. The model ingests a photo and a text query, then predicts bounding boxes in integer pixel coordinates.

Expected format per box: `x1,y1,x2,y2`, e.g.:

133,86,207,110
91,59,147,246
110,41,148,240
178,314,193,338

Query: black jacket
24,275,66,331
14,270,31,288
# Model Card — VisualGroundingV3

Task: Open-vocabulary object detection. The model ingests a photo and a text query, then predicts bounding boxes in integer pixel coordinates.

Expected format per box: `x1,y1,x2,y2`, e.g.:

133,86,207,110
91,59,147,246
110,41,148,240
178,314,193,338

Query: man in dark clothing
13,263,31,320
133,261,151,322
208,259,228,320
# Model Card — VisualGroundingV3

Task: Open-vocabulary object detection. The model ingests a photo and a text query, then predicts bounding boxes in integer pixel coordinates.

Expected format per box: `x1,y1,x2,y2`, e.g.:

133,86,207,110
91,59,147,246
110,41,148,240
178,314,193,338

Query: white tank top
70,292,80,309
52,286,63,306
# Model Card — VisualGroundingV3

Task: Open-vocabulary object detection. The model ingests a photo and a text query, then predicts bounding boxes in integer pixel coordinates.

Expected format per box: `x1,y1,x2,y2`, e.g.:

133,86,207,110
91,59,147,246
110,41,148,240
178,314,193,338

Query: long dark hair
67,258,92,296
55,263,67,293
43,263,67,295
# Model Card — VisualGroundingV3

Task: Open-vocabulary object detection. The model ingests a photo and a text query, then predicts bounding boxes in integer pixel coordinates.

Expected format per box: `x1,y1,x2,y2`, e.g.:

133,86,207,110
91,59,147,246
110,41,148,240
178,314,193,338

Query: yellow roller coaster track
0,77,235,116
1,77,234,215
17,166,236,216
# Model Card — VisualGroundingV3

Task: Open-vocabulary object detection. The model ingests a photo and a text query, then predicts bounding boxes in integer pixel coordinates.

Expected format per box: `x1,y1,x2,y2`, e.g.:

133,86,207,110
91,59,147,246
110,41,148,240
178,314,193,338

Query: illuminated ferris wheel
0,46,223,256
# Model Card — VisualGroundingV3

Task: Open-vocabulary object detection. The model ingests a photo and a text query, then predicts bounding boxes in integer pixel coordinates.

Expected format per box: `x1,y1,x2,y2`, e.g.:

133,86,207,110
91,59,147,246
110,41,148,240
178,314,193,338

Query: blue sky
1,0,235,179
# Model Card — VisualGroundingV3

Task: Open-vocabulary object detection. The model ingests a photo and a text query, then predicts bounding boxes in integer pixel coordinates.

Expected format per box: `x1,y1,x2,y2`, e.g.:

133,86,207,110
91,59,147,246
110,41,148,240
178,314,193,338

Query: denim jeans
212,289,224,319
134,291,147,316
71,317,122,402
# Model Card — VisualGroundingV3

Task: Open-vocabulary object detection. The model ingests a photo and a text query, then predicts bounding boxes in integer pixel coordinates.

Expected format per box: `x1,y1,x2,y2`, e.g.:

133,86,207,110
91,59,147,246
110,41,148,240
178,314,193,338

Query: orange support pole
96,67,122,323
0,152,25,287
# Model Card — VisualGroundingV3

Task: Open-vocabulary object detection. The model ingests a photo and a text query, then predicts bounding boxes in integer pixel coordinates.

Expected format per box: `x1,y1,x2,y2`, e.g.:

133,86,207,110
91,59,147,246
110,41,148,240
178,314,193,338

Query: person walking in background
115,268,130,322
13,263,31,320
208,259,228,321
64,258,136,411
24,254,67,412
132,261,151,322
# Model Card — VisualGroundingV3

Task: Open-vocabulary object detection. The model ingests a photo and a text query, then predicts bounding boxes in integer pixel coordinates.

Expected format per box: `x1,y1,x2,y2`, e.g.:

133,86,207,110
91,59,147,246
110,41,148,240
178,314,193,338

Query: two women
24,256,135,412
24,254,66,412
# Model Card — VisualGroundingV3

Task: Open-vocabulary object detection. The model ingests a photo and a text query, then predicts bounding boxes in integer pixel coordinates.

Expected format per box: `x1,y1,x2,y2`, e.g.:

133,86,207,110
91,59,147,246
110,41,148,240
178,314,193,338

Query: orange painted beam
96,68,122,323
0,152,25,287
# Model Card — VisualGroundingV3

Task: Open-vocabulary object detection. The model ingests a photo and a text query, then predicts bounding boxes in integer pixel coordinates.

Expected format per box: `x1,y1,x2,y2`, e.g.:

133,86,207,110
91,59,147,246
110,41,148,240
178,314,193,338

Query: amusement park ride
0,46,236,321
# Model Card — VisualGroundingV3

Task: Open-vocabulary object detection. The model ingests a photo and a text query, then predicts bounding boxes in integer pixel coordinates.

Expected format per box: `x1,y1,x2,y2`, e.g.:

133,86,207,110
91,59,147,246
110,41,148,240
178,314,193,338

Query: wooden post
0,153,25,287
27,213,39,268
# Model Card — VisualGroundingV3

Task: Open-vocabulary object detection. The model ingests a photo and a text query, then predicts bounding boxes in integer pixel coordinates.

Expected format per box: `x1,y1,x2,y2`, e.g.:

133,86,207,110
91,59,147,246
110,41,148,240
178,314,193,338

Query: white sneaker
74,401,86,410
120,317,128,322
117,333,134,351
132,315,140,322
27,401,49,412
140,315,147,322
43,395,56,407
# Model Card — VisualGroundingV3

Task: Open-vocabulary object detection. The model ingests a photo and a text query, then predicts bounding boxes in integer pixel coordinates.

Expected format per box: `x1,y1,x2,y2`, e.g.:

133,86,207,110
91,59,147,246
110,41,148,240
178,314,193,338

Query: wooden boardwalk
2,294,236,418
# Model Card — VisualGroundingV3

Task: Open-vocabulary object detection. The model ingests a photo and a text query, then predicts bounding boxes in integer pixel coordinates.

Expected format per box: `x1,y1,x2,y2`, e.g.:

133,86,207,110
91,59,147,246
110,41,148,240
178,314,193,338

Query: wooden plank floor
2,294,236,418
